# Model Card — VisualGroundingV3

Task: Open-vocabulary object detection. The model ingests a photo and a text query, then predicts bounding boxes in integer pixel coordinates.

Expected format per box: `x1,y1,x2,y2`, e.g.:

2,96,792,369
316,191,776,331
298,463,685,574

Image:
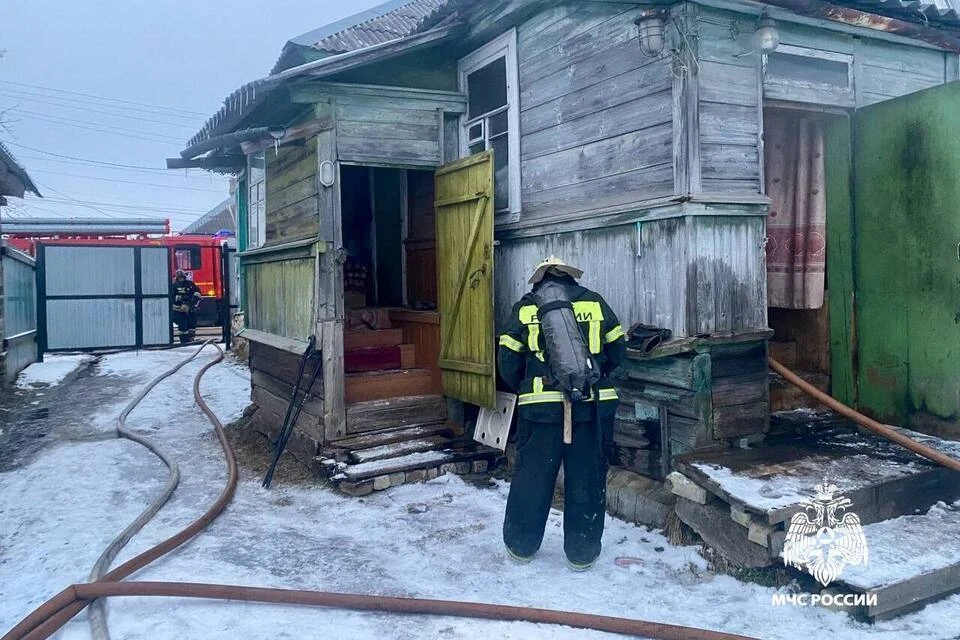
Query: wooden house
172,0,960,490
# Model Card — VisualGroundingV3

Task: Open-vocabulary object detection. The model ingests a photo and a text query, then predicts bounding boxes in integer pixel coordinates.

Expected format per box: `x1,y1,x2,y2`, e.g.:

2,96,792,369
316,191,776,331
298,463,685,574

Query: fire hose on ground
4,343,758,640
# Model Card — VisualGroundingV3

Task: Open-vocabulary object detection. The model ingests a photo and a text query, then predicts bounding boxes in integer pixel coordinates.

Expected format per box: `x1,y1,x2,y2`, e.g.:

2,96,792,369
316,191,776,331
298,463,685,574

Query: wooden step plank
838,502,960,621
346,394,447,433
350,436,451,464
345,328,404,350
330,422,455,450
341,440,499,481
345,370,435,405
344,345,404,374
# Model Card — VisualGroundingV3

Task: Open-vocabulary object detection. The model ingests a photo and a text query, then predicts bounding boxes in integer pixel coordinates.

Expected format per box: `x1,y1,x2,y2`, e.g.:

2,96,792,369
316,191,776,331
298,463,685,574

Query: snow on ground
15,354,91,389
2,348,959,639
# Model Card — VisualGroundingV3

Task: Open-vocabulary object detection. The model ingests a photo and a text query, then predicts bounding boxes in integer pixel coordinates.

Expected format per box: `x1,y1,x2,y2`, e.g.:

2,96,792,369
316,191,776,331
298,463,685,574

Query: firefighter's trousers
503,415,614,565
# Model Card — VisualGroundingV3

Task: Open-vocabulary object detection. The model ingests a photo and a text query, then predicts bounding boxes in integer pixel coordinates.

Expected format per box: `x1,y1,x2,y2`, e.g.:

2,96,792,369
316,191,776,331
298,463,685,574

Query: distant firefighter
171,269,202,344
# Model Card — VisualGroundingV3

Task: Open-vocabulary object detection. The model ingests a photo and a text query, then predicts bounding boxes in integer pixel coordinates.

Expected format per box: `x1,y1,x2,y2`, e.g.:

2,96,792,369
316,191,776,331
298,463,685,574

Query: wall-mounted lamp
635,9,668,58
319,160,336,188
752,15,780,53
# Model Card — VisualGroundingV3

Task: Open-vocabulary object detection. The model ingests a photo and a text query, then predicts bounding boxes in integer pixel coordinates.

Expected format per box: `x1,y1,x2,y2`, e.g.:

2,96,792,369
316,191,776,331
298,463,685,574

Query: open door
434,151,496,409
845,82,960,430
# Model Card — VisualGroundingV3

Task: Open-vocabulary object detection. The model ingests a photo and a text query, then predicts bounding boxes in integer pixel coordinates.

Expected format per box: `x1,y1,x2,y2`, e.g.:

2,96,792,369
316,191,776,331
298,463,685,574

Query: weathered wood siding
516,4,675,219
294,84,466,168
495,204,767,338
265,136,319,244
248,340,325,464
244,255,316,340
694,4,950,193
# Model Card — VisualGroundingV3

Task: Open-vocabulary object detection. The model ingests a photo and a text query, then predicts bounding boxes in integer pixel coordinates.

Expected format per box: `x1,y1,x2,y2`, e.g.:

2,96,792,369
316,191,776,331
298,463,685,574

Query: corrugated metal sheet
182,198,235,235
45,299,136,350
3,248,38,380
3,252,36,339
140,247,170,296
0,141,41,198
142,298,172,345
44,246,135,297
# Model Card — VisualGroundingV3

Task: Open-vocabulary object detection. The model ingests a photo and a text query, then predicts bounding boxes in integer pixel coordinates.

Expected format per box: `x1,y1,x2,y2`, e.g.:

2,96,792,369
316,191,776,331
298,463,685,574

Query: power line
16,109,188,142
15,154,223,181
4,142,195,172
0,80,209,118
28,169,225,193
40,197,207,216
34,179,116,218
0,93,201,129
15,112,185,145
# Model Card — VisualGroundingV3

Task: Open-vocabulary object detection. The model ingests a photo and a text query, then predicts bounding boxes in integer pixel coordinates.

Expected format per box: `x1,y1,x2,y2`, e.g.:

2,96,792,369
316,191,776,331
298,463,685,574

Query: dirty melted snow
15,354,91,389
1,348,958,639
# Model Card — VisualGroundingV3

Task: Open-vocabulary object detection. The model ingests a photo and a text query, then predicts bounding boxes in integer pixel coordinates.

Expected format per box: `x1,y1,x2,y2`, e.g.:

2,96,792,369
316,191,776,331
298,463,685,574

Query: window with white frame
247,152,266,248
459,30,521,216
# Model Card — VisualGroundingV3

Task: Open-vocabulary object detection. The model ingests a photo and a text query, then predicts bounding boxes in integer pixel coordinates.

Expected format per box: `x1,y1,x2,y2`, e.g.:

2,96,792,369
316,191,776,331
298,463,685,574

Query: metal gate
37,243,173,352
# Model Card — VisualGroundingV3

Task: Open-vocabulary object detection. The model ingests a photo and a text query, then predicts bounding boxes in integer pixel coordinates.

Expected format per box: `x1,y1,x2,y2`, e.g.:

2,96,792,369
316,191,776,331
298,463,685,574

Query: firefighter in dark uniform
171,269,202,344
498,257,626,570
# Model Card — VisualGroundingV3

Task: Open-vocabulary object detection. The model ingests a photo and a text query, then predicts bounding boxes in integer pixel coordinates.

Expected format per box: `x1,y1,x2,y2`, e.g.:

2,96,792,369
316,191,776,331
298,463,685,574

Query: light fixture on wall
635,9,669,58
319,160,336,188
752,14,780,53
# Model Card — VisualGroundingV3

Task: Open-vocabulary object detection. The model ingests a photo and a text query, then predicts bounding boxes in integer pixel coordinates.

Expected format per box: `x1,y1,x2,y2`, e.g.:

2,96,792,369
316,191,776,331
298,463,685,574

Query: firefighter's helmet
529,256,583,284
175,269,187,279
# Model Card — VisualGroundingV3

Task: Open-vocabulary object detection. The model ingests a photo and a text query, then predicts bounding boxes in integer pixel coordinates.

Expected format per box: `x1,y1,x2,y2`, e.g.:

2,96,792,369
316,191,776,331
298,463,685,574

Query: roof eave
183,23,460,157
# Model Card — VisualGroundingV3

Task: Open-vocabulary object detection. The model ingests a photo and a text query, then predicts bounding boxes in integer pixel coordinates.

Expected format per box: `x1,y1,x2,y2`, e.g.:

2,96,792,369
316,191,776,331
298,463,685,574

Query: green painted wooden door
434,151,496,409
850,82,960,428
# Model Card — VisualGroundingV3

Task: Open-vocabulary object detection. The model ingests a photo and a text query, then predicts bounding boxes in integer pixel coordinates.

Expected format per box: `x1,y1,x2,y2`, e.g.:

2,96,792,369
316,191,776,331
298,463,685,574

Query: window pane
491,133,509,212
175,250,192,271
767,52,849,88
467,57,507,118
469,142,485,156
489,110,508,136
467,121,484,143
249,152,265,184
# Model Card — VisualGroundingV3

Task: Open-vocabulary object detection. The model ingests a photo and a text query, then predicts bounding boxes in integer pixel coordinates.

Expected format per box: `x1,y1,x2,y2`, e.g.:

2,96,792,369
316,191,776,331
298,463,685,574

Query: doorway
339,165,442,411
763,106,846,411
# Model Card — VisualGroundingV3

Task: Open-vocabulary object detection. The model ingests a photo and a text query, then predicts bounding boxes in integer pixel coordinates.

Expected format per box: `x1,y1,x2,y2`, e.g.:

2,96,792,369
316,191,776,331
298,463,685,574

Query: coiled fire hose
768,357,960,473
3,345,758,640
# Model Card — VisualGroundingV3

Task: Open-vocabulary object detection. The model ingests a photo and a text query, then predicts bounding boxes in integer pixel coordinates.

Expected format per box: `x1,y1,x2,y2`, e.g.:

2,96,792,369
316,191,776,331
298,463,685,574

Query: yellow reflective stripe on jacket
519,301,604,355
517,391,565,405
572,300,603,354
499,334,526,352
604,325,625,344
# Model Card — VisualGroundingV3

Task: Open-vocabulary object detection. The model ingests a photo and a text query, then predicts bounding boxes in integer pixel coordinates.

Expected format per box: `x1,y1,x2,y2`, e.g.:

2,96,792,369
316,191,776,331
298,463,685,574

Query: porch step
316,437,501,497
345,368,435,405
669,418,960,578
345,328,404,350
837,500,960,621
344,344,416,374
329,422,456,451
345,394,447,434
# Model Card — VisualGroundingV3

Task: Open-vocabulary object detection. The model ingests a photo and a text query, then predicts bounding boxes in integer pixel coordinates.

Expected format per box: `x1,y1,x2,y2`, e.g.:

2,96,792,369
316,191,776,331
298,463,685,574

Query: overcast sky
0,0,382,231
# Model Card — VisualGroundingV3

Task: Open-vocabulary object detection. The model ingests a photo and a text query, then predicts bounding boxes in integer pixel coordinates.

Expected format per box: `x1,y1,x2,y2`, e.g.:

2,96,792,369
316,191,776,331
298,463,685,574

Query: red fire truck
5,231,230,328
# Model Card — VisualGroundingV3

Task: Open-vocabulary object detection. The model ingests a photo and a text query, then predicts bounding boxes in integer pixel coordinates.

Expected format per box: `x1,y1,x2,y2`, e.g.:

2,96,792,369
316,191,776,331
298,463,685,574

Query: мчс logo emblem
782,479,869,586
